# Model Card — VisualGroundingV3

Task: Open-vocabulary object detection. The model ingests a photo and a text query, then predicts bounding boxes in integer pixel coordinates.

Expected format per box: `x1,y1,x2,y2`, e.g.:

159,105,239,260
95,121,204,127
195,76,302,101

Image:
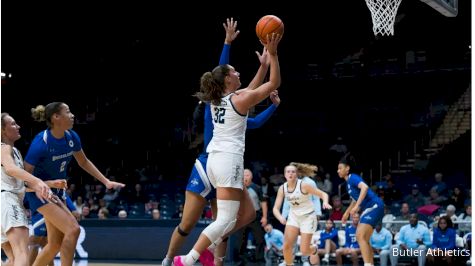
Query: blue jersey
345,225,359,248
318,228,339,249
25,130,82,181
432,227,456,250
346,174,381,210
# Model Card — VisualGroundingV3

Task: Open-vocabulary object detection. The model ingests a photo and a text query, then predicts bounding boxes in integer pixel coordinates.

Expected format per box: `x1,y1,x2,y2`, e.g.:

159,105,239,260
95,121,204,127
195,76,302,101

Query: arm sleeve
219,44,231,65
349,175,363,188
397,227,405,246
370,234,375,247
447,229,456,249
423,228,432,246
432,230,440,248
203,104,213,150
247,104,277,129
282,199,290,219
382,231,392,250
66,195,77,211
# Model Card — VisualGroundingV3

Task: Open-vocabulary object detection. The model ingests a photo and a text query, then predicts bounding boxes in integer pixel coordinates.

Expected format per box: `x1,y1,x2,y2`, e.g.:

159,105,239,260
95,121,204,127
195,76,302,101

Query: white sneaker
278,262,287,266
302,262,311,266
322,255,330,263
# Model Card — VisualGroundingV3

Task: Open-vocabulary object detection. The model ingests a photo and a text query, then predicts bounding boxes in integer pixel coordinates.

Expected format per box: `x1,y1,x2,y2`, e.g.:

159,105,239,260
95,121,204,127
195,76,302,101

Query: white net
365,0,403,36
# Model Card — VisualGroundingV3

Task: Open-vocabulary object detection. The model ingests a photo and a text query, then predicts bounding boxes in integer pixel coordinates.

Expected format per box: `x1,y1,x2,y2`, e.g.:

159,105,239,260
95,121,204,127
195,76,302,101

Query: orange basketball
256,15,284,44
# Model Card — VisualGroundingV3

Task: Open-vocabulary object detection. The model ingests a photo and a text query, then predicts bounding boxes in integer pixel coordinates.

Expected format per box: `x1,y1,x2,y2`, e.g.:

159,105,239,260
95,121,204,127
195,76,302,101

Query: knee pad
202,199,240,243
177,226,189,237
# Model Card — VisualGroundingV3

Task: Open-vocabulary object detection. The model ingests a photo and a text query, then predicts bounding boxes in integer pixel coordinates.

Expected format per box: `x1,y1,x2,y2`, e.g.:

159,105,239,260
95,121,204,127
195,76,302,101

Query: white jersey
283,179,314,216
1,143,26,196
206,93,248,155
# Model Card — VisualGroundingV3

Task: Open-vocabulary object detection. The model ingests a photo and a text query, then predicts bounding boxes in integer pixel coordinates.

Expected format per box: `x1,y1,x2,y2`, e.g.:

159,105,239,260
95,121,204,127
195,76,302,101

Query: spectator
91,184,105,202
118,210,128,219
329,195,346,221
457,205,471,233
425,188,447,206
430,172,447,195
81,206,95,219
404,184,426,210
427,216,456,265
103,188,119,204
74,196,85,216
384,178,402,204
263,224,284,266
310,219,339,265
397,203,411,221
269,166,285,187
335,213,361,266
382,205,396,233
390,214,431,266
449,185,466,211
318,173,333,195
128,183,147,204
370,222,392,266
233,169,267,263
98,208,109,220
152,208,161,220
439,204,458,223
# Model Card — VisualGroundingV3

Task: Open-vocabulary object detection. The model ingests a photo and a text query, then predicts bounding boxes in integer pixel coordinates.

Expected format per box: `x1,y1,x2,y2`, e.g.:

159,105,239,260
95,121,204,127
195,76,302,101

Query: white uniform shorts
287,211,318,234
1,191,28,244
207,152,244,189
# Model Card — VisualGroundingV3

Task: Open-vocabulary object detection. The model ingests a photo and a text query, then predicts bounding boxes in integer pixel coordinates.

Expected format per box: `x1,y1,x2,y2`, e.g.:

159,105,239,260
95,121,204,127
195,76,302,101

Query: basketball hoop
365,0,403,36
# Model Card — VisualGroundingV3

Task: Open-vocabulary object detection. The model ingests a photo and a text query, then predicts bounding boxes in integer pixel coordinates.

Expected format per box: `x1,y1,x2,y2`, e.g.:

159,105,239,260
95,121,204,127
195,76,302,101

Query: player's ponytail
290,162,318,177
196,64,231,106
31,102,64,128
31,105,46,122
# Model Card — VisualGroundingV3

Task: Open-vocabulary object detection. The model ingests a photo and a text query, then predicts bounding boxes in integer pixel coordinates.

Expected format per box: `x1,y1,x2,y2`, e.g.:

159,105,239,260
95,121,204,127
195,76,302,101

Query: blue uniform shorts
185,154,216,201
25,188,65,213
31,212,47,237
360,199,385,228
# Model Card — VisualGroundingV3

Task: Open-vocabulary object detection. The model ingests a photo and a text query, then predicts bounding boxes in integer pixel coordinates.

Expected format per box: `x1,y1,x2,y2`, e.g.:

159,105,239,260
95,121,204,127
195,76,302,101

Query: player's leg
164,191,207,260
282,225,299,265
213,187,256,266
1,242,14,266
356,223,375,265
299,215,318,265
163,158,212,266
358,204,384,266
6,226,30,266
174,152,243,266
33,203,79,266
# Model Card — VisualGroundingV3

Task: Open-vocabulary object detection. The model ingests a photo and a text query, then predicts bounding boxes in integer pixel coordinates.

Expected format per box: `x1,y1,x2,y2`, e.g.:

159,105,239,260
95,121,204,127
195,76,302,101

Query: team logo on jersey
190,178,199,186
69,140,74,148
364,215,372,220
